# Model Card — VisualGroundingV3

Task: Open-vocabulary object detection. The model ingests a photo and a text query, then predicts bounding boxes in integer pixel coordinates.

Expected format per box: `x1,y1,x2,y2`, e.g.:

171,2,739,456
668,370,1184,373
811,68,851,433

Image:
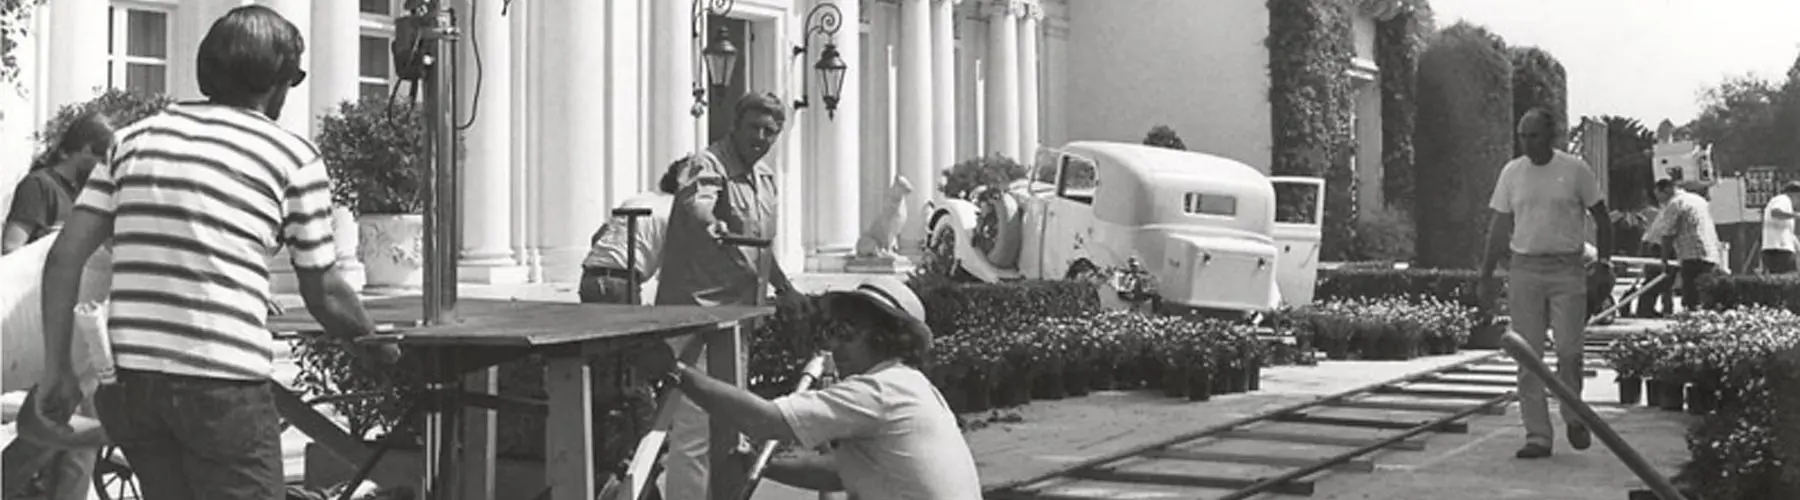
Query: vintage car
924,141,1326,318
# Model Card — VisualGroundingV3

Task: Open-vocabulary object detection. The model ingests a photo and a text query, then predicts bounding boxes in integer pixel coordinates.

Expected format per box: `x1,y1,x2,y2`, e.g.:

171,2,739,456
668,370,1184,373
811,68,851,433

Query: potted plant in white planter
318,97,425,293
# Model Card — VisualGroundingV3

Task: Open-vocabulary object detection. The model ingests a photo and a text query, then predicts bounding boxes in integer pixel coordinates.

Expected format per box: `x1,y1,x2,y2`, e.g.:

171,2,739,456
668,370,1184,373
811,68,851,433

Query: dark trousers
92,370,283,500
1635,264,1676,317
1763,249,1798,274
1639,259,1717,314
578,267,640,305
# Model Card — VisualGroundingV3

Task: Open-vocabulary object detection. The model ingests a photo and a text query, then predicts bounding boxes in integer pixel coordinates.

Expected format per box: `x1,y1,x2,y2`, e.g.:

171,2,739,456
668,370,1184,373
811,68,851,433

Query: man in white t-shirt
1478,108,1613,460
630,276,982,500
578,159,682,304
1760,181,1800,274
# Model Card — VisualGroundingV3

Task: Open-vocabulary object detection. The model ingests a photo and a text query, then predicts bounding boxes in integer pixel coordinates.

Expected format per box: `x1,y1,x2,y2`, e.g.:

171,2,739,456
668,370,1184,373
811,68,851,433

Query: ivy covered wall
1375,4,1432,210
1412,21,1513,269
1267,0,1357,260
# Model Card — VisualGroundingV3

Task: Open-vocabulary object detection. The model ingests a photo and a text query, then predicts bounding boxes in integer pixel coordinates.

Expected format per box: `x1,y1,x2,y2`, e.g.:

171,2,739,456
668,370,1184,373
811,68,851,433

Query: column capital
982,0,1028,20
1020,0,1045,21
933,0,963,5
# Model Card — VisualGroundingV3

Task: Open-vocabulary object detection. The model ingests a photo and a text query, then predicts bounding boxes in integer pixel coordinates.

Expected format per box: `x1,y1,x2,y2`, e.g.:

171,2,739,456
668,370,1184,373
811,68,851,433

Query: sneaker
1515,443,1553,459
1568,424,1592,450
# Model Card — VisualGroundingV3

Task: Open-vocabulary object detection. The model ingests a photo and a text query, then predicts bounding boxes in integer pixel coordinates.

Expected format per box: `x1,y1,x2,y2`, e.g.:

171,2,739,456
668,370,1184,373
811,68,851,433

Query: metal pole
1499,332,1689,500
421,0,461,328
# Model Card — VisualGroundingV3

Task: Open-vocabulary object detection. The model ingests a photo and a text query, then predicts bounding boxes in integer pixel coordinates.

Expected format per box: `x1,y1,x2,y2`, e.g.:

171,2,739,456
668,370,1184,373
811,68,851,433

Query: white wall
1062,0,1272,171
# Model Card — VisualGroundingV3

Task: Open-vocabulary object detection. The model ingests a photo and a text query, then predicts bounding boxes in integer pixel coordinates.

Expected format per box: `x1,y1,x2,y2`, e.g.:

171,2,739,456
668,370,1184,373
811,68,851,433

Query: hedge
1287,296,1475,360
1507,46,1569,155
1412,21,1513,269
1314,266,1482,308
1699,274,1800,313
1266,0,1357,260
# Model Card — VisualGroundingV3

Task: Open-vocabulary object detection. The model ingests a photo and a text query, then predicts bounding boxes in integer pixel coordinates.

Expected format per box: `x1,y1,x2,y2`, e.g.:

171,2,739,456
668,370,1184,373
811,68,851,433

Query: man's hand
35,368,84,424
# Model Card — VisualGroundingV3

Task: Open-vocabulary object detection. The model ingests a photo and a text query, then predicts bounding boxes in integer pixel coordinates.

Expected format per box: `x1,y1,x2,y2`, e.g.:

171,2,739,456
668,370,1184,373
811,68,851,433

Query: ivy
1412,21,1513,269
1376,6,1432,211
1267,0,1358,260
0,0,47,91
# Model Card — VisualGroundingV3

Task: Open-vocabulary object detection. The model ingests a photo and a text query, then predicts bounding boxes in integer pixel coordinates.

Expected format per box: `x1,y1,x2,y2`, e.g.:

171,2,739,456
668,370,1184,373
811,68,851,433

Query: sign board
1652,141,1715,185
1742,166,1800,209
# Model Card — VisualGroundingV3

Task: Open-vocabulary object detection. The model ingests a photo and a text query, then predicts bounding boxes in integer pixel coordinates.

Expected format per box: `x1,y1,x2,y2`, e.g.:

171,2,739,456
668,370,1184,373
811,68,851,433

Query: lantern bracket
791,2,846,118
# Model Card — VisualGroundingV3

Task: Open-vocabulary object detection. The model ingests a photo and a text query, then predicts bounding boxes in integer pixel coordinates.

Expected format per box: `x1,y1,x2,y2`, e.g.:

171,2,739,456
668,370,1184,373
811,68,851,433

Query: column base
845,254,916,275
806,247,855,273
459,259,530,285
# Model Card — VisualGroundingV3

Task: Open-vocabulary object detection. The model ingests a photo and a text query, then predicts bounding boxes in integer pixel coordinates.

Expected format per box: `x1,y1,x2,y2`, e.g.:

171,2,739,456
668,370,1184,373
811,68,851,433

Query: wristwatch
662,362,689,388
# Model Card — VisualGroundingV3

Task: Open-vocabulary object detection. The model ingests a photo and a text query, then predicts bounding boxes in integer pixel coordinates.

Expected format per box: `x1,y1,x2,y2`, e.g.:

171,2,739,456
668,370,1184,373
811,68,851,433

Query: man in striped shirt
35,6,397,499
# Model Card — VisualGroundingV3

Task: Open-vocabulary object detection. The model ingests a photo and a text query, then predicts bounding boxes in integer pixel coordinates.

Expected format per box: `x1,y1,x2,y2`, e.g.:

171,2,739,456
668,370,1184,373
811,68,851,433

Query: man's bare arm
1481,212,1515,279
1,222,30,254
763,454,845,492
1589,202,1614,261
294,267,377,340
673,362,800,443
40,209,113,376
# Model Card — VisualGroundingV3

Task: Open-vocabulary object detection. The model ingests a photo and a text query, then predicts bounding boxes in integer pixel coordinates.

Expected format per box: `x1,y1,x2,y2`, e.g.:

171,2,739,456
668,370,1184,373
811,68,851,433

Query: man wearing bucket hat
629,276,981,499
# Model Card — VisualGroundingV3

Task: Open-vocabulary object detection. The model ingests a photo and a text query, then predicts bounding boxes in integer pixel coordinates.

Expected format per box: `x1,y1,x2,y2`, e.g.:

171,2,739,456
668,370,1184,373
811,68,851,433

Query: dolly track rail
984,351,1521,499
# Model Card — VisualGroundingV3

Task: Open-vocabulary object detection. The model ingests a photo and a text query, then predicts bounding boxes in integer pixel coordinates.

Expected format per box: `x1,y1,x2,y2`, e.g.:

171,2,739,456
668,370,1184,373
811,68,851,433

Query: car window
1274,182,1320,224
1058,154,1098,204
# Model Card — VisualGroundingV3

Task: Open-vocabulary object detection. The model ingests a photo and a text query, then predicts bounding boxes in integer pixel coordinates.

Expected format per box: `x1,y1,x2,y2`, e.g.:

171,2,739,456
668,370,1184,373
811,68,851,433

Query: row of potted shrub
1283,296,1476,360
1599,306,1800,499
927,311,1270,412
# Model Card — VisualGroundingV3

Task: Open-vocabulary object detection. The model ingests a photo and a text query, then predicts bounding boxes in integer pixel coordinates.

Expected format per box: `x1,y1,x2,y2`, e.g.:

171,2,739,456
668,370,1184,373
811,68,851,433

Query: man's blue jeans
92,369,283,500
1508,253,1589,448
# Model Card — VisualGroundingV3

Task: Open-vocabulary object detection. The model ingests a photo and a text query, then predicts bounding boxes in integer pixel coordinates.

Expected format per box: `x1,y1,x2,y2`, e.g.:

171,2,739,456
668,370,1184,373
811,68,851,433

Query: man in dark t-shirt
5,168,81,245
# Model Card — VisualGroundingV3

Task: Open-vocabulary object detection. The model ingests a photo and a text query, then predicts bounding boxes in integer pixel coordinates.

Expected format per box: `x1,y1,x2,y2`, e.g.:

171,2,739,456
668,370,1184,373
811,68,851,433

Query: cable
454,0,482,131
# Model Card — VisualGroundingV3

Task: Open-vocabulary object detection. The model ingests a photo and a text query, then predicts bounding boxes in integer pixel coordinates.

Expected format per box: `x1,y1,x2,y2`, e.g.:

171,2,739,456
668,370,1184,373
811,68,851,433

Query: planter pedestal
358,214,424,292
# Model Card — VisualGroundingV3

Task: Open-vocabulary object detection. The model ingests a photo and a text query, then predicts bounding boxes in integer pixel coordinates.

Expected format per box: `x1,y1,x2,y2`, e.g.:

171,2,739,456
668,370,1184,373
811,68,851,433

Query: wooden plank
1220,429,1428,451
1271,412,1470,433
1451,366,1597,377
1374,385,1510,400
273,297,773,348
459,367,498,500
1066,468,1315,496
707,324,749,500
272,384,376,467
1327,398,1506,416
545,354,595,500
1425,375,1520,387
1145,448,1375,473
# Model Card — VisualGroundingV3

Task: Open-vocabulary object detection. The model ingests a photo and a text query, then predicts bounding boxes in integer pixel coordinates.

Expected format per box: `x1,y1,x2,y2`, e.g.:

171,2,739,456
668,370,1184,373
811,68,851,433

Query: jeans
1508,253,1588,448
1763,249,1797,274
1677,259,1717,311
93,370,283,500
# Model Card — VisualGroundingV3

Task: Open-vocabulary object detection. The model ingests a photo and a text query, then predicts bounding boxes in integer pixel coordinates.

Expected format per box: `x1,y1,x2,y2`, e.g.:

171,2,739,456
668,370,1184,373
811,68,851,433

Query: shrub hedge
1376,4,1432,210
1412,21,1513,269
1287,296,1475,360
1314,266,1482,308
1266,0,1358,260
1699,273,1800,313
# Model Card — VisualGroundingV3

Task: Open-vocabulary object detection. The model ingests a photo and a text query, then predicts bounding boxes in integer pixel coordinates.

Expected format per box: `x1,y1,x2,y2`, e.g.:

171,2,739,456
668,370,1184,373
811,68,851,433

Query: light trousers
1508,253,1589,447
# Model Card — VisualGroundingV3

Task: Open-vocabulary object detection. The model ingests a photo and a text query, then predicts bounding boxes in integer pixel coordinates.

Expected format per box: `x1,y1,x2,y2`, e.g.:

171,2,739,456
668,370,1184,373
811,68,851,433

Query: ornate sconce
691,0,739,117
791,3,848,118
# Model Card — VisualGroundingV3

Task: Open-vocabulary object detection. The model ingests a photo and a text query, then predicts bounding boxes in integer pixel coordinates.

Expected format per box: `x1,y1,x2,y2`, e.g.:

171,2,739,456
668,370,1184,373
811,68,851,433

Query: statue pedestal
846,254,916,275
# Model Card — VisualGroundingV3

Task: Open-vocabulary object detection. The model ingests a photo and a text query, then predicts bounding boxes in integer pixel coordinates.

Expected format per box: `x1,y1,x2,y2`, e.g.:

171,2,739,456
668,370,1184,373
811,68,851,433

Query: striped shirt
74,103,338,381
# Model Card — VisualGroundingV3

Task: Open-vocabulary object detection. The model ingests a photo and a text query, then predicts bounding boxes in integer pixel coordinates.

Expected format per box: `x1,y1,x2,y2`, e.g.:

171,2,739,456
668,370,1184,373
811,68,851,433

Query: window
360,0,391,15
359,35,393,100
1183,192,1238,217
107,5,170,95
1056,155,1098,204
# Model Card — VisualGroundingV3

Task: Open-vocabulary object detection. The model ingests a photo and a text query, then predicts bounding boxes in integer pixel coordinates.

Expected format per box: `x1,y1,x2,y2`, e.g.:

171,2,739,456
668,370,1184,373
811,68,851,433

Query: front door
1271,176,1326,306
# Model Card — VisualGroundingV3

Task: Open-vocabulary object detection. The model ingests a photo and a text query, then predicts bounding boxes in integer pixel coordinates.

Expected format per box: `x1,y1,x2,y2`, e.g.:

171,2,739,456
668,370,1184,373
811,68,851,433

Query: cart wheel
91,446,141,500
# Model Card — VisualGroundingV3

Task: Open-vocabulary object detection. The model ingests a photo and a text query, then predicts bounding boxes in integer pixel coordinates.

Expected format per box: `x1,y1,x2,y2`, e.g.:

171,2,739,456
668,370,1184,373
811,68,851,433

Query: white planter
357,214,423,292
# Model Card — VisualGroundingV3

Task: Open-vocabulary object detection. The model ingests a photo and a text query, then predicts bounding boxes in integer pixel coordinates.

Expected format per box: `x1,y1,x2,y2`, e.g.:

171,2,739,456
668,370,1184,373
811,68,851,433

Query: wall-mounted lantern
691,0,738,117
792,3,848,119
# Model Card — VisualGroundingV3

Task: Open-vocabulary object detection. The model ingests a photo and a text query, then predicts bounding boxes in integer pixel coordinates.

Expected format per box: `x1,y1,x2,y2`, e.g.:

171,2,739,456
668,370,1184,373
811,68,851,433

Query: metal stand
737,353,830,500
415,1,462,498
613,207,654,305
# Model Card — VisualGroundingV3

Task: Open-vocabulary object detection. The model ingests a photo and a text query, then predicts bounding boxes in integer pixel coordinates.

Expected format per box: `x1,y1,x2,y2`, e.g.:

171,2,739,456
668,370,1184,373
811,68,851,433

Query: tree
1142,125,1188,151
1412,21,1513,269
1375,4,1433,211
0,0,48,90
1509,46,1568,155
1600,115,1656,211
1685,75,1786,174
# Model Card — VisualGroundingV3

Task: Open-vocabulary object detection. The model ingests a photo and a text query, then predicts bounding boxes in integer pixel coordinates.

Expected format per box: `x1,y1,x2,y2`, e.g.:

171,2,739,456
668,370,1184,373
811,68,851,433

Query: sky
1426,0,1800,125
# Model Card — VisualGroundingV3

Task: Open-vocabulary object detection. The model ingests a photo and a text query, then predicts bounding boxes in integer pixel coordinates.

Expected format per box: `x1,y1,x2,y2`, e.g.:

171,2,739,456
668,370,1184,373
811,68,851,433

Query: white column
897,0,935,250
313,0,365,289
538,0,608,281
454,0,525,284
257,0,311,133
984,0,1021,161
810,0,862,261
510,0,536,275
650,0,698,181
604,0,642,204
931,0,958,180
45,0,108,112
1017,1,1041,161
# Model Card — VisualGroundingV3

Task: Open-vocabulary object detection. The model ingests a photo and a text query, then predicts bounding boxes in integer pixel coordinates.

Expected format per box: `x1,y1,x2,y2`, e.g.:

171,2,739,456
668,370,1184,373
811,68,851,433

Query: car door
1041,153,1100,278
1270,176,1325,306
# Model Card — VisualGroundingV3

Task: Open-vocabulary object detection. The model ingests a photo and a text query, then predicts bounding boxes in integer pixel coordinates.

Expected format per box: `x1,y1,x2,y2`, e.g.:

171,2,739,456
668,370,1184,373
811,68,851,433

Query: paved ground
1,279,1696,499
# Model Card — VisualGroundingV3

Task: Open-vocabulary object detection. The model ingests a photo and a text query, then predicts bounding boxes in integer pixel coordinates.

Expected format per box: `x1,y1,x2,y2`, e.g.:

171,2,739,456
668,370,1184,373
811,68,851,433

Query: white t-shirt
1763,194,1798,252
1487,151,1604,255
774,360,983,500
581,191,673,277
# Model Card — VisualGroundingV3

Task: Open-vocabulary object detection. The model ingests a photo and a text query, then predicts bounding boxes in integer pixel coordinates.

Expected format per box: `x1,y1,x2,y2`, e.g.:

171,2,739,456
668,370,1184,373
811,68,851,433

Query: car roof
1061,141,1271,192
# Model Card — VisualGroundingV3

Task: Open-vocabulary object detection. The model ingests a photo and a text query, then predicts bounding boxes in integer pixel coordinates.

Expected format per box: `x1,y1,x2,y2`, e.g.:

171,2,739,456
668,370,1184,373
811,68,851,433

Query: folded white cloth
1,234,113,393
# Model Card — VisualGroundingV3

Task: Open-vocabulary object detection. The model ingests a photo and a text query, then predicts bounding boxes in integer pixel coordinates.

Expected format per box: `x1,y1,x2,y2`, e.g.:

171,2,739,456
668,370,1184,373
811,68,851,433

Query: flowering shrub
1601,306,1800,499
1289,296,1476,360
